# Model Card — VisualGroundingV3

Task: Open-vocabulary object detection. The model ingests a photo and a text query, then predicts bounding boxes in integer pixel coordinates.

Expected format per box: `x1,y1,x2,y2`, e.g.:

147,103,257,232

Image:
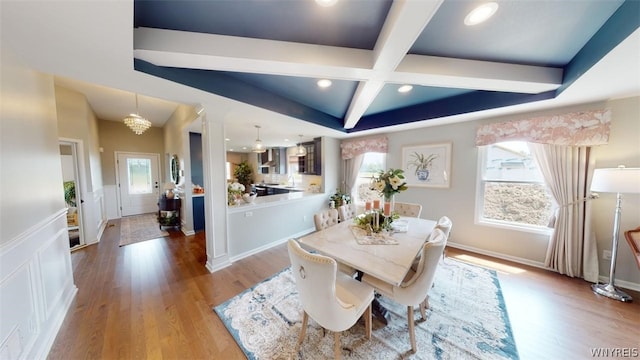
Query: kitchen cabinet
192,196,204,232
298,138,322,175
258,148,286,174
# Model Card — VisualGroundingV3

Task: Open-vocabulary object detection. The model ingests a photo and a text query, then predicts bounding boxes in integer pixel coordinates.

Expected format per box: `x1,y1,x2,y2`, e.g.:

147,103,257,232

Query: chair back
287,239,359,331
338,203,356,222
435,216,453,238
314,208,339,230
401,228,447,299
394,202,423,218
624,227,640,270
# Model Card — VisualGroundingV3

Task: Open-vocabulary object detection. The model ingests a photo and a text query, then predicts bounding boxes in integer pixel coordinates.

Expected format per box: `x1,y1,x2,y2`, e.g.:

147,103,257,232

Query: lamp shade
591,167,640,194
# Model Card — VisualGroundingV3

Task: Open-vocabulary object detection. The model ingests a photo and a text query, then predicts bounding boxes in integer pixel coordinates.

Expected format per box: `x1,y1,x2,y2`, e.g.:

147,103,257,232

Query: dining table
298,216,437,287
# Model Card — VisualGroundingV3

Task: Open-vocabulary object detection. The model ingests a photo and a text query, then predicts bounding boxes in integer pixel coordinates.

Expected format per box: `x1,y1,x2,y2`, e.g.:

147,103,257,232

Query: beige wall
372,96,640,286
1,50,64,242
591,96,640,284
0,48,76,359
56,85,106,244
98,119,165,186
56,85,103,193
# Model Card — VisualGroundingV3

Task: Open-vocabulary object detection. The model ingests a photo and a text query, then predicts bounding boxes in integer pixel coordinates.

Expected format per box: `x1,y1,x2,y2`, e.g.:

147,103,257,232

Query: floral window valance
341,136,388,159
475,109,611,146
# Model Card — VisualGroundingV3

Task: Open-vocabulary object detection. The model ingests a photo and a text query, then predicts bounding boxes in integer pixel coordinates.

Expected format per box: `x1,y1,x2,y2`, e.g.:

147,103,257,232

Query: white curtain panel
344,154,365,200
530,143,598,282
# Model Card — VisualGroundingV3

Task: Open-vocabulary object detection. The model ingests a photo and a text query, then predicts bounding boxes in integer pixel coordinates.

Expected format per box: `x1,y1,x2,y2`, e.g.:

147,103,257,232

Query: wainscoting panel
0,209,77,359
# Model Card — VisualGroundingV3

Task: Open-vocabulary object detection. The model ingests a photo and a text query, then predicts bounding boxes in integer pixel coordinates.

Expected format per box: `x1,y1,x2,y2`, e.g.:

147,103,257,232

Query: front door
116,152,161,216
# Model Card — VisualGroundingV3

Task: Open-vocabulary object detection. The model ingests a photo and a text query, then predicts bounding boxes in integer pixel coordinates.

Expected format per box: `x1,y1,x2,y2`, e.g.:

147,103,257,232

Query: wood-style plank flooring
48,218,640,359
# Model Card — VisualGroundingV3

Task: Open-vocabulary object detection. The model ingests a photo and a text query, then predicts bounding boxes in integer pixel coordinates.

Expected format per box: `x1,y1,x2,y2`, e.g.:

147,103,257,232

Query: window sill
476,219,553,236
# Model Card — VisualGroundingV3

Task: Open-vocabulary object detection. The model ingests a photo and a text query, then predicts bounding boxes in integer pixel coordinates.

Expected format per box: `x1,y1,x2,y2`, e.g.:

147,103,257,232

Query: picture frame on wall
402,142,452,188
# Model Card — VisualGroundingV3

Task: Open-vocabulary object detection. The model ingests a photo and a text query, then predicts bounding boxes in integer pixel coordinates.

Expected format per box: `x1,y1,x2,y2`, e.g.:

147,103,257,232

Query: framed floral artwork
401,142,452,188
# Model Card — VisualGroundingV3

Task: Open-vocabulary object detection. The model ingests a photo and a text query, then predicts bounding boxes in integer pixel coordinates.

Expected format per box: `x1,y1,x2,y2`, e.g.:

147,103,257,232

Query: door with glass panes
116,152,161,216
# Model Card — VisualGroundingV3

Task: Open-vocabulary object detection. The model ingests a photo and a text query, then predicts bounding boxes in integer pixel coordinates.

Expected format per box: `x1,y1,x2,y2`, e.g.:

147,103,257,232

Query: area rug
119,213,169,247
214,259,519,359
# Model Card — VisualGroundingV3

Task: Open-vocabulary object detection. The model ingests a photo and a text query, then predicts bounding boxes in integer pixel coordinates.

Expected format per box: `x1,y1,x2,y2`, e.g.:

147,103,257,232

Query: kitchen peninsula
223,137,341,263
226,187,326,260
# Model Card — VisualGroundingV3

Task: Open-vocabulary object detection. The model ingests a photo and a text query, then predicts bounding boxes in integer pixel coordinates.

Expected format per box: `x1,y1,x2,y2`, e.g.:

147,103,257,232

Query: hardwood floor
48,219,640,359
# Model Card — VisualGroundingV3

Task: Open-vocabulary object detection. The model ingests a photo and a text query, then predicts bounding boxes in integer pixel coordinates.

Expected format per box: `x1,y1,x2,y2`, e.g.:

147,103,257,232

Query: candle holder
354,209,399,233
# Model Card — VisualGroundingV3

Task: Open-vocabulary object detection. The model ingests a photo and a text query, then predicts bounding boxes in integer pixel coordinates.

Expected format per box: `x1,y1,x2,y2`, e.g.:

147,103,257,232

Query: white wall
374,96,640,288
0,50,77,359
55,85,106,245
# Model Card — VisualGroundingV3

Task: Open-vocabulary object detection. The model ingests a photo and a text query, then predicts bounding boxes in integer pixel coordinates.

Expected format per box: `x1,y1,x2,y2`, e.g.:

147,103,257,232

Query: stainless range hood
259,148,275,167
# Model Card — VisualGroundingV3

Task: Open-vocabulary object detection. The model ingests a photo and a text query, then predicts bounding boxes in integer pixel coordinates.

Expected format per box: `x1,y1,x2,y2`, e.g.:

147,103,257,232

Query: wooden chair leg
419,295,429,320
407,305,416,354
334,331,341,359
296,311,308,351
365,303,372,339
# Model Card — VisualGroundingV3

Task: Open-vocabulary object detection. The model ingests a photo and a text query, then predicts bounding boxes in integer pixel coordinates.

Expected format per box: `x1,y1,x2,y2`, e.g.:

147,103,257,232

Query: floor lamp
590,166,640,302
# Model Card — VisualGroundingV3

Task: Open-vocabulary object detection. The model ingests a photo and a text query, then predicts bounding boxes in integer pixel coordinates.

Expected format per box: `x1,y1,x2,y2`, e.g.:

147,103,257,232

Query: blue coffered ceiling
133,0,638,134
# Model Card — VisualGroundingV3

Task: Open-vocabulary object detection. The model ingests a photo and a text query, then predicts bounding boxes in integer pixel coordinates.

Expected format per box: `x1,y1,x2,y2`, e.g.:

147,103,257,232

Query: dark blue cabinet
193,196,205,232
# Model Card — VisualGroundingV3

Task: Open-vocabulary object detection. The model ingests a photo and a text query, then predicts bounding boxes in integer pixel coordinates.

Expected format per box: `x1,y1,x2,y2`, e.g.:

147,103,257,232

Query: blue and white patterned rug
214,259,519,359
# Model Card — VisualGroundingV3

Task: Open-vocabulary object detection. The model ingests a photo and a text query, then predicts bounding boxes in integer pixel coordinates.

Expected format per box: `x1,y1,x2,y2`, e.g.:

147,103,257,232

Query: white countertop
228,191,324,214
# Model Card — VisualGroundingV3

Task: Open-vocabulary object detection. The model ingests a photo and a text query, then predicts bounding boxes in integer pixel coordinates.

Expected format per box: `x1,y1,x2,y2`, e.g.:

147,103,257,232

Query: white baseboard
448,242,640,292
596,275,640,293
182,228,195,236
205,258,232,273
447,241,548,270
229,227,315,264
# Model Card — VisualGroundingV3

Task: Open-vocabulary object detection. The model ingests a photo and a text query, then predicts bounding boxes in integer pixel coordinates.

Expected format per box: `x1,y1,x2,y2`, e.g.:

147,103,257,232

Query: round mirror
170,154,181,185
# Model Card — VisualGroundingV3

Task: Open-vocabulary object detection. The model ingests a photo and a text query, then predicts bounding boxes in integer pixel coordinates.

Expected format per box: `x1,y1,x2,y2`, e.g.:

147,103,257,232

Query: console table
158,197,181,230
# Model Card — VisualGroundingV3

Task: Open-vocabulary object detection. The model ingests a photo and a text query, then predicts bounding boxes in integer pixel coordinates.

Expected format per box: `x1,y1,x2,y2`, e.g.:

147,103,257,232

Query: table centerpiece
370,168,408,214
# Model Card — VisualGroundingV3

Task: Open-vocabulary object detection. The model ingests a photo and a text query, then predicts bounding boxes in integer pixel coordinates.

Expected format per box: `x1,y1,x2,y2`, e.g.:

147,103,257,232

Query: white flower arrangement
227,182,245,205
371,168,408,200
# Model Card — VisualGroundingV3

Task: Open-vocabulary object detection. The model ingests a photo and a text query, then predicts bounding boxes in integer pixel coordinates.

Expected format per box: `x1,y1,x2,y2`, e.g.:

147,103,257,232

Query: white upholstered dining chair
394,202,423,218
362,228,448,354
337,203,357,222
314,208,339,230
411,216,452,271
315,208,356,276
288,239,374,359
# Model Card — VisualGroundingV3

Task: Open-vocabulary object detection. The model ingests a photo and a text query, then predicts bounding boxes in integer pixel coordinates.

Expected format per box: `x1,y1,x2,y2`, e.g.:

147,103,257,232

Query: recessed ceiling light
284,138,290,142
242,146,247,150
398,85,413,93
317,79,332,88
464,2,498,26
225,138,230,141
315,0,338,7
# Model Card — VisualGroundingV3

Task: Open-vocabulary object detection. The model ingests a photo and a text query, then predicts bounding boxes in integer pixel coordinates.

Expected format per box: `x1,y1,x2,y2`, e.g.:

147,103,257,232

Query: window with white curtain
476,141,554,233
354,152,386,204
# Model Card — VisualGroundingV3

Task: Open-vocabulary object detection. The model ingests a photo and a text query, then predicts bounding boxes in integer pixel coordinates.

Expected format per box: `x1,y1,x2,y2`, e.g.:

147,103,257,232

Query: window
354,152,386,204
476,141,554,232
127,158,153,194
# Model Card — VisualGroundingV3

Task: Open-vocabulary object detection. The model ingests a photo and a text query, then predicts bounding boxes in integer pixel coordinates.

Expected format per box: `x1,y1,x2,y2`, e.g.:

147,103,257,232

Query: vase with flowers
370,168,408,213
227,182,245,206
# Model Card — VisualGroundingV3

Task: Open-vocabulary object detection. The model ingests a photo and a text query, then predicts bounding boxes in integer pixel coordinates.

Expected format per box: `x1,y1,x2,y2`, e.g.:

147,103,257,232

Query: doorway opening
59,140,85,250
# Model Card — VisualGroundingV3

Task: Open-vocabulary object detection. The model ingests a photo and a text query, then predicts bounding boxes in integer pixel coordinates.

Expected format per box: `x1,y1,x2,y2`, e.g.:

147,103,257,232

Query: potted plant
407,152,438,181
329,189,351,208
63,181,76,207
233,161,253,194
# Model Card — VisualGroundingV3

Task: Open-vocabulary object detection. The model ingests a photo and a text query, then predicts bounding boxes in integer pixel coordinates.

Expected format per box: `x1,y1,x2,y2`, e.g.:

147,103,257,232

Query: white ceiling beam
134,27,373,80
344,0,443,129
392,55,563,93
